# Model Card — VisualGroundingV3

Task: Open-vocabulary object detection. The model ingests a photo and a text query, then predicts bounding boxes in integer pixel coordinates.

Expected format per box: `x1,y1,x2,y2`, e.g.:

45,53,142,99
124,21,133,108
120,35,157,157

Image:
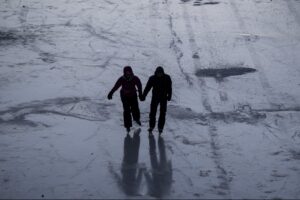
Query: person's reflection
120,129,143,196
144,135,173,198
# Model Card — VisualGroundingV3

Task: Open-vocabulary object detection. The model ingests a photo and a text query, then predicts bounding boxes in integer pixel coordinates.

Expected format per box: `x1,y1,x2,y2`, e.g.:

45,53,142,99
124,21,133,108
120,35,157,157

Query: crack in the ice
0,97,114,127
168,104,267,125
208,125,232,196
84,23,117,44
168,15,193,86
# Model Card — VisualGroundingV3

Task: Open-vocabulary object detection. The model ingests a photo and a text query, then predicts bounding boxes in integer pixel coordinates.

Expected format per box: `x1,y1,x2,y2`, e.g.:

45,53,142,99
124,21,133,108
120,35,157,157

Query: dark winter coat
108,66,142,98
143,67,172,100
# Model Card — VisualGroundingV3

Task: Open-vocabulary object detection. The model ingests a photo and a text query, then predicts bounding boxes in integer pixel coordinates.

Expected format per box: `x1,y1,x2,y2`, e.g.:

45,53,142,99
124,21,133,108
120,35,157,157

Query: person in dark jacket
142,66,172,134
107,66,143,132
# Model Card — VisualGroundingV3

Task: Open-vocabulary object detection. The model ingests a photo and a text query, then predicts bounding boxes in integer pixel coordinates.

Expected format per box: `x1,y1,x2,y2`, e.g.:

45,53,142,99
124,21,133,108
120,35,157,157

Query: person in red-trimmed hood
107,66,143,132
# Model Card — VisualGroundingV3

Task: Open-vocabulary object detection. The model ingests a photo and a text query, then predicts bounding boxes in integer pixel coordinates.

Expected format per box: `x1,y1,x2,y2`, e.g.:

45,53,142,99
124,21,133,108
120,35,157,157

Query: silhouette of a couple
107,66,172,135
113,130,172,197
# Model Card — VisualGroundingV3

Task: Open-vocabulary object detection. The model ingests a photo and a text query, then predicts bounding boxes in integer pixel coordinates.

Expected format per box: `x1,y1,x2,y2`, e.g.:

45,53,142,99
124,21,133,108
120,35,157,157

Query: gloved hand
107,92,113,100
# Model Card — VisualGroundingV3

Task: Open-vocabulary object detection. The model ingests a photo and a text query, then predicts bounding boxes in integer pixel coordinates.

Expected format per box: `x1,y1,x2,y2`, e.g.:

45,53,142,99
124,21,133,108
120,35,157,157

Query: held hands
139,94,145,101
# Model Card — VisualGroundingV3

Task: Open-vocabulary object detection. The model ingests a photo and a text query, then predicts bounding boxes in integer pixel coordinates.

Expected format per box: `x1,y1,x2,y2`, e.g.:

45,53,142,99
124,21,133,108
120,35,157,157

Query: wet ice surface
1,0,300,199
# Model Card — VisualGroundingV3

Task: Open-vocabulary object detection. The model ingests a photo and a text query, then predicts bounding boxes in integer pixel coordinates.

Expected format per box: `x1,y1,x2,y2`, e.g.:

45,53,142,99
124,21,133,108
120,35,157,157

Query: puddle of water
195,67,257,79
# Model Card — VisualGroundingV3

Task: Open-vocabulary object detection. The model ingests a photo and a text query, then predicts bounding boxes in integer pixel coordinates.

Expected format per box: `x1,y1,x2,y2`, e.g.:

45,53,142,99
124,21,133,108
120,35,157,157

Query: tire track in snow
228,0,297,108
181,4,212,112
181,3,232,197
229,1,300,190
229,0,300,137
18,3,31,39
168,15,193,86
164,0,194,86
149,0,160,48
192,4,229,102
251,0,300,98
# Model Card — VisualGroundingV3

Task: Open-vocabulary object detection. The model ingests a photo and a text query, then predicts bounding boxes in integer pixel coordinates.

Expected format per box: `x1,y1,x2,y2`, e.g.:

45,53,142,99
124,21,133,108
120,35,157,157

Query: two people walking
107,66,172,134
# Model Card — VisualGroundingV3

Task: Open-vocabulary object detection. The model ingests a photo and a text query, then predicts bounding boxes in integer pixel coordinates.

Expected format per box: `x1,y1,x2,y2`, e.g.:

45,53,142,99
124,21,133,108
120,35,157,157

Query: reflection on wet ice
111,130,173,198
145,135,173,198
119,130,143,196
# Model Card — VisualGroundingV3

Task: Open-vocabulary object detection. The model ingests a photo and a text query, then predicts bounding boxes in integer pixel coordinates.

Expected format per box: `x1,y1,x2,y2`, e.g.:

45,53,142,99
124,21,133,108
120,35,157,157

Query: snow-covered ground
1,0,300,199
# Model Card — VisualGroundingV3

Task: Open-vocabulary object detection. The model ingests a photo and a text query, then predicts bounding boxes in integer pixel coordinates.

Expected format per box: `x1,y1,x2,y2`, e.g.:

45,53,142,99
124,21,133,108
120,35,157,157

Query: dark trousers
149,98,167,130
121,95,140,128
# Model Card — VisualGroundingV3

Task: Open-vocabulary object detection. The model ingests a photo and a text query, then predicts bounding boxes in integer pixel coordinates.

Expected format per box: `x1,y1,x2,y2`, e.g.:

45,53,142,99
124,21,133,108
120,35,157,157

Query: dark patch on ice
0,30,37,46
192,52,200,59
264,190,275,194
0,30,20,46
0,31,18,41
292,131,300,140
289,150,300,160
256,107,300,113
195,67,257,80
193,0,220,6
289,167,299,172
0,97,114,128
39,52,56,63
181,0,192,2
219,91,228,101
271,171,288,178
202,2,219,5
175,135,208,146
193,193,201,197
199,170,211,177
239,33,260,42
270,151,284,156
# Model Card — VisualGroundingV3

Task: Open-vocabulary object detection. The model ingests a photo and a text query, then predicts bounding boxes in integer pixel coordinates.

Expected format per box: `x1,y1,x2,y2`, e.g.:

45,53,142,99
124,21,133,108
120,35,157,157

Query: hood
123,66,133,75
154,66,164,76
